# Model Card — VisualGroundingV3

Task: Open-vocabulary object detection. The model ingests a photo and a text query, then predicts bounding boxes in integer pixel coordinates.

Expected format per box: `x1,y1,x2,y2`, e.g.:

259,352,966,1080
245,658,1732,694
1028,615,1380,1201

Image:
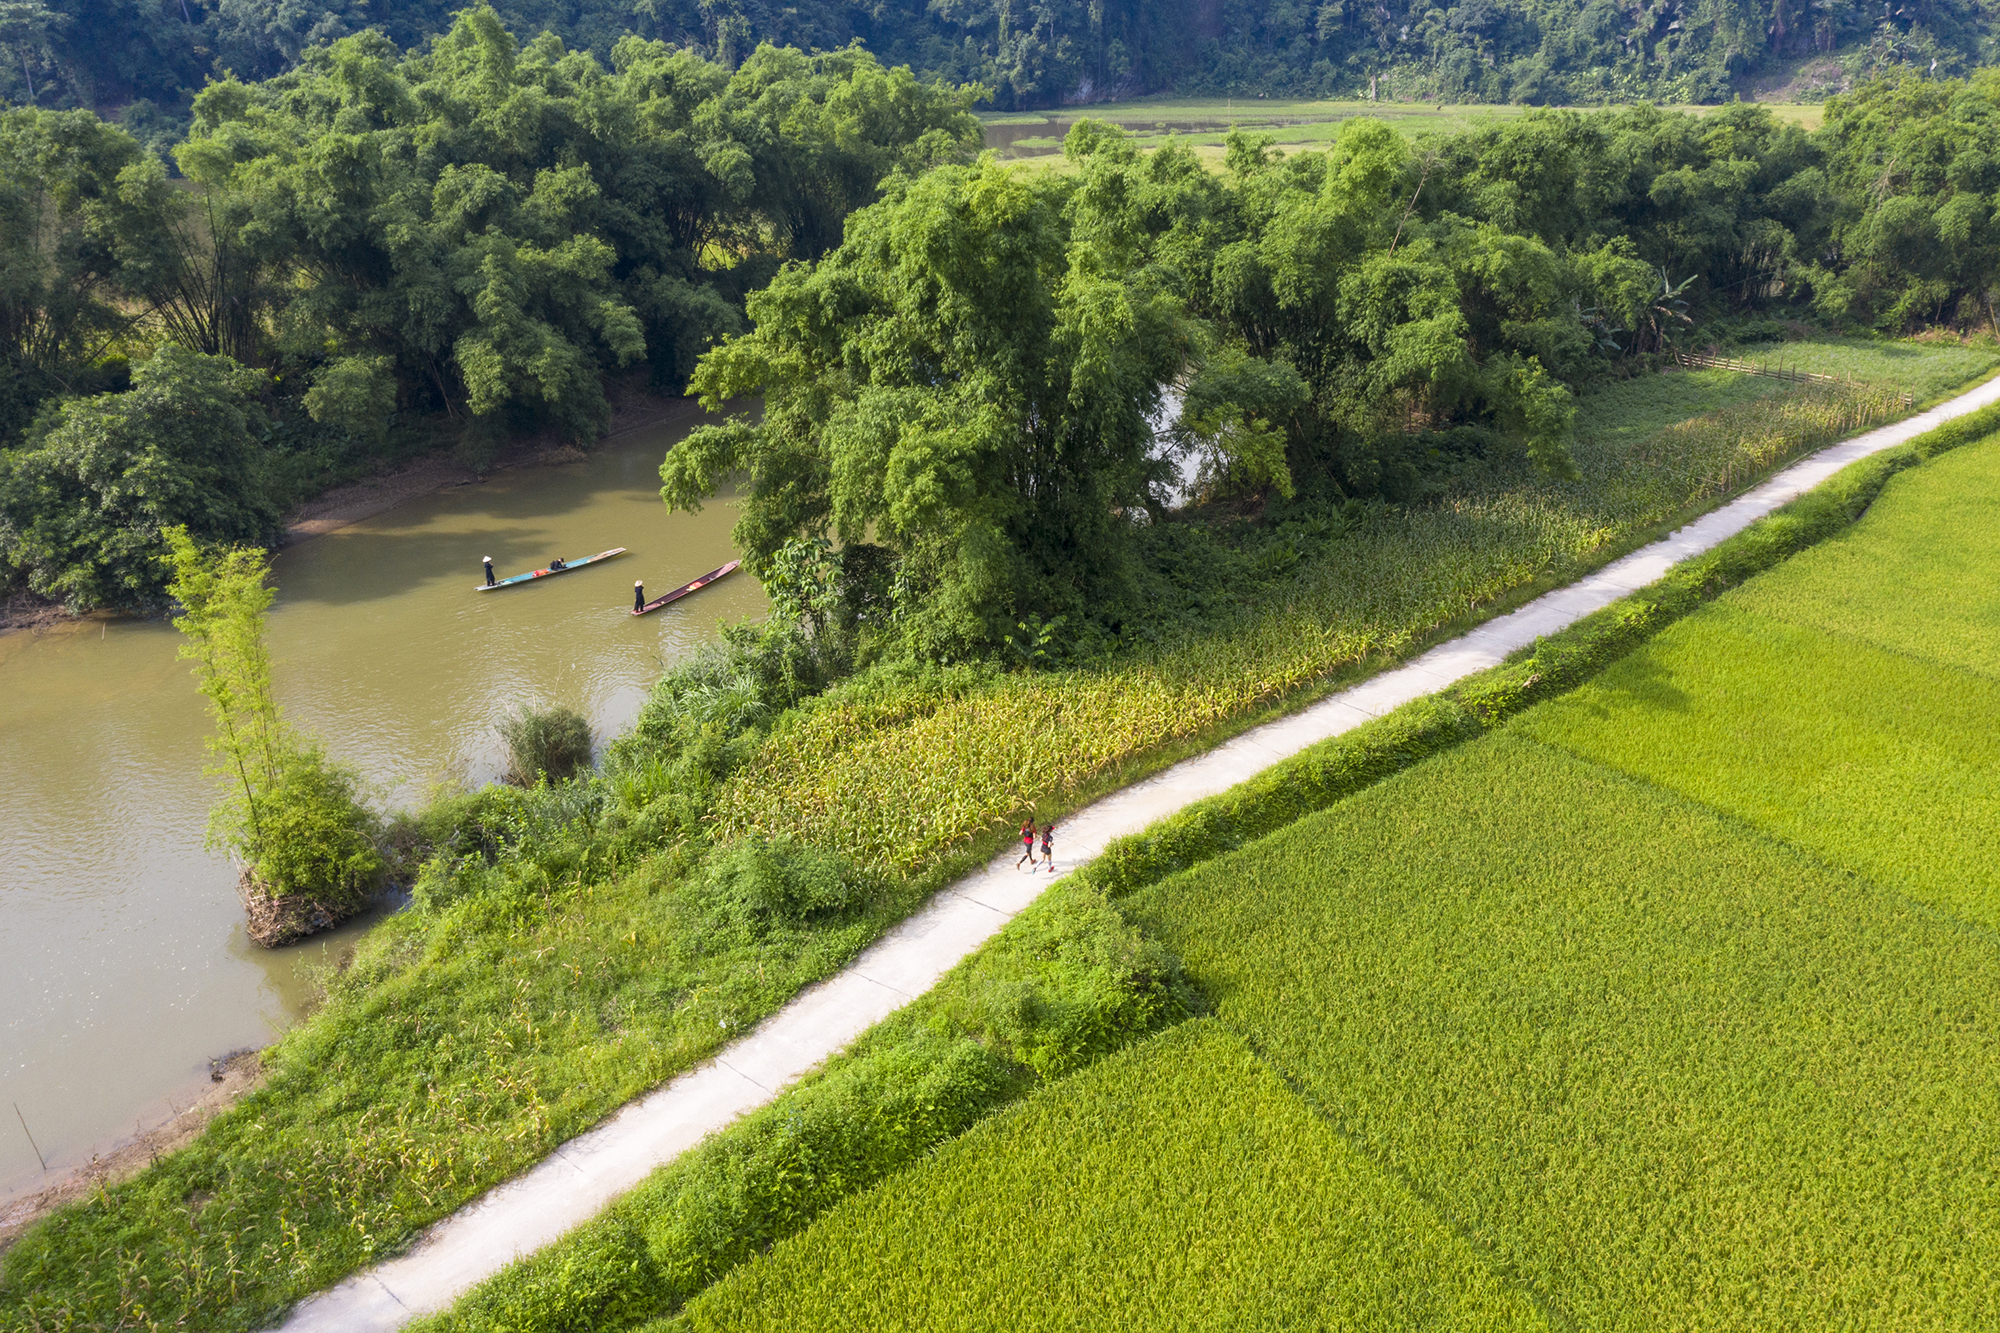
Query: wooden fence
1671,349,1915,406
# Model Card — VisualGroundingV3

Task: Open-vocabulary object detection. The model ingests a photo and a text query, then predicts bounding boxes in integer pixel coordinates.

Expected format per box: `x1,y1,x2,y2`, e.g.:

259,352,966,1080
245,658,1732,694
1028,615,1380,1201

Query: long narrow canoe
475,547,626,591
632,559,741,615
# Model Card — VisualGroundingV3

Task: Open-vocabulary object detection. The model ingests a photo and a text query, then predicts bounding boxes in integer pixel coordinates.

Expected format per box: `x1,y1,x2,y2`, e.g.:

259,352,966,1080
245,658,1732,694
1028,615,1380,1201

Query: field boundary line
276,371,2000,1332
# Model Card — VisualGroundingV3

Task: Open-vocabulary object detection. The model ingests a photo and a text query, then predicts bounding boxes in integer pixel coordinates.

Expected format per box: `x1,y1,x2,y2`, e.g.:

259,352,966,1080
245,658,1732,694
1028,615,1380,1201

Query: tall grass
1624,382,1905,500
499,704,595,786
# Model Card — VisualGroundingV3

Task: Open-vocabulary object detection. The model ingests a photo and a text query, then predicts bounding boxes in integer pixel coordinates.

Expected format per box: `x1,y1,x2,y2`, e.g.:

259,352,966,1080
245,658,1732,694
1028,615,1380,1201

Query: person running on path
1040,821,1055,874
1016,820,1037,870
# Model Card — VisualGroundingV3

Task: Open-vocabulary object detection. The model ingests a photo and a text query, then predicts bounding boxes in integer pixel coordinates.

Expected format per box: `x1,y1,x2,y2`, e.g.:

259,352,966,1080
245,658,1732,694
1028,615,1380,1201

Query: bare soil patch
0,1051,263,1255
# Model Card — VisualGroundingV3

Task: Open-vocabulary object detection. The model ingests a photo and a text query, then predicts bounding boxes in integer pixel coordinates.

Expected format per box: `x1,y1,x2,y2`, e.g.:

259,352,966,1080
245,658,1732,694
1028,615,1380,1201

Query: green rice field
679,1022,1549,1333
678,432,2000,1329
980,97,1826,164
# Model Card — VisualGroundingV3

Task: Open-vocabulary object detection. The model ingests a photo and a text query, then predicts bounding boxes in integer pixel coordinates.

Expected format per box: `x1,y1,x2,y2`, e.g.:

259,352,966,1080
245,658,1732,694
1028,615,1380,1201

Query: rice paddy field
677,430,2000,1327
981,97,1826,165
678,1022,1549,1333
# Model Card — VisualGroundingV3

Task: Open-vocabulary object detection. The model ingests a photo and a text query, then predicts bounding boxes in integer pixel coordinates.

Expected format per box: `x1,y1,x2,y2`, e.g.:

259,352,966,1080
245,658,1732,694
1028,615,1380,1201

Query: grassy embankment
0,340,1987,1331
982,96,1824,167
680,409,2000,1328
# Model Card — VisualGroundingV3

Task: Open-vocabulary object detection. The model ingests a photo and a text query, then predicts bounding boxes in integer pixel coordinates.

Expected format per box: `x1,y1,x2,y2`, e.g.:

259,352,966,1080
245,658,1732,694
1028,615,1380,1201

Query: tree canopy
0,11,986,611
665,91,1995,654
0,0,1983,121
0,343,278,608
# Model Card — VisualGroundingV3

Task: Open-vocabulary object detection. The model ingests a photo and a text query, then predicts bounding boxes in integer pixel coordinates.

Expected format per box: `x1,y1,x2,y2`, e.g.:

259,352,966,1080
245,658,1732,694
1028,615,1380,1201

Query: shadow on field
1577,648,1691,715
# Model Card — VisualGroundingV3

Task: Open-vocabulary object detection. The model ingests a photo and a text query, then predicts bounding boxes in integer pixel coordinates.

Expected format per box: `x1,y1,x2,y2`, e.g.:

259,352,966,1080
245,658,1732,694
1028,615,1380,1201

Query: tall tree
0,107,159,441
164,526,383,944
666,150,1188,655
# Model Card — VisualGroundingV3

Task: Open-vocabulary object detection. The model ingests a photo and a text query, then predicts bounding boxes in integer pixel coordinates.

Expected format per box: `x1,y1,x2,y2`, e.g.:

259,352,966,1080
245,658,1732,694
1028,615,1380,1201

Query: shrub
501,704,595,785
699,837,872,924
250,743,383,907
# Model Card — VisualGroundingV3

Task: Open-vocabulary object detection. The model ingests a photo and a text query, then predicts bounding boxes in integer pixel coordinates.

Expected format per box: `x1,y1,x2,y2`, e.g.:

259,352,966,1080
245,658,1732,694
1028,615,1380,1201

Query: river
0,416,763,1201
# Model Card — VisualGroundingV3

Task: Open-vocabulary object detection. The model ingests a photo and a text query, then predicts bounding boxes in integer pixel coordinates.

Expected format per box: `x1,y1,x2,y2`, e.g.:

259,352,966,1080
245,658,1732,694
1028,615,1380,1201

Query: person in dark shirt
1039,822,1055,874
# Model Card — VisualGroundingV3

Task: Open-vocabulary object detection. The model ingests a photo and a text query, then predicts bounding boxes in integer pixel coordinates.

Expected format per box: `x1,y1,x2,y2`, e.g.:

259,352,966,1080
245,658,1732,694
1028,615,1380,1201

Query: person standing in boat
634,580,646,613
483,556,495,587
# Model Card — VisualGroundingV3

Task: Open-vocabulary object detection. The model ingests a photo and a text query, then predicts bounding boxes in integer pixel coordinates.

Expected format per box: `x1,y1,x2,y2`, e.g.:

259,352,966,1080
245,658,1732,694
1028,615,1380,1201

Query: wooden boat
632,559,741,615
475,547,626,591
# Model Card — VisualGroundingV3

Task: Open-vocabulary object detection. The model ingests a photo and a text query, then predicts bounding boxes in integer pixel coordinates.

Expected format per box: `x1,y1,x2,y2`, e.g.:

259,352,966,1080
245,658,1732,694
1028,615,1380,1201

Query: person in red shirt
1016,820,1037,870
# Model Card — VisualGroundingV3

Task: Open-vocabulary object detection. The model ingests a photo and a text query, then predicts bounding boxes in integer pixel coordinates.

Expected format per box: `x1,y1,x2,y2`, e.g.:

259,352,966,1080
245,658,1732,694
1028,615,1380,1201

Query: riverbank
0,412,762,1256
0,1050,261,1256
283,390,702,545
0,387,704,633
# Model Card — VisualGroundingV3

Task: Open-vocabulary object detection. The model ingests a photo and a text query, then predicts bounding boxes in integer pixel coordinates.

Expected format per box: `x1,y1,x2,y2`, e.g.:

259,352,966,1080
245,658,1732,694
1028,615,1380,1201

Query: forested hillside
1,0,1994,125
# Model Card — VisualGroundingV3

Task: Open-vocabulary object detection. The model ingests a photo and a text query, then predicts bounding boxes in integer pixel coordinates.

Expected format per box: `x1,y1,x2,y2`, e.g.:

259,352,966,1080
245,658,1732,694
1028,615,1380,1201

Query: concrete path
279,376,2000,1331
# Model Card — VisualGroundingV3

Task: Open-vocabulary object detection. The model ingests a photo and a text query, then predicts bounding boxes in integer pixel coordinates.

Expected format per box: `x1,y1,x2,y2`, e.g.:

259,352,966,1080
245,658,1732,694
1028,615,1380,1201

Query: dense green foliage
3,0,1990,118
405,879,1191,1333
680,1022,1549,1332
164,14,979,437
0,11,980,607
0,105,151,430
0,346,279,607
671,92,2000,651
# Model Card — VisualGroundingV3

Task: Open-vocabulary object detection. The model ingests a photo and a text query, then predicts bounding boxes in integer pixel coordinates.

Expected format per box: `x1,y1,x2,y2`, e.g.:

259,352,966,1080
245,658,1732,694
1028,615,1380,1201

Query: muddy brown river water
0,416,763,1200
